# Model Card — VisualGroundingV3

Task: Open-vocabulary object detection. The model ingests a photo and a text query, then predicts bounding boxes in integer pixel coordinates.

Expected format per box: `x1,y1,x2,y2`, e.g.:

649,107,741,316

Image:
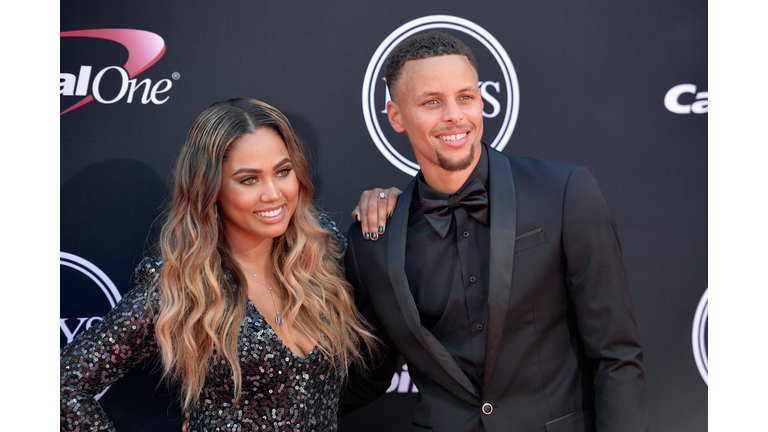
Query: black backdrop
60,1,707,430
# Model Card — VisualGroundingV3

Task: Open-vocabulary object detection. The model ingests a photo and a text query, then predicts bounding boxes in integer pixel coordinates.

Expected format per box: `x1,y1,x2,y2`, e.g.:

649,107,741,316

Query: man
340,31,649,431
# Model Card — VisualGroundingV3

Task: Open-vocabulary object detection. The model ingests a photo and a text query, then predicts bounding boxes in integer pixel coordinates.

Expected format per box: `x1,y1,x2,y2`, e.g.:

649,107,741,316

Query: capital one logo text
665,84,708,114
387,363,419,393
60,29,174,115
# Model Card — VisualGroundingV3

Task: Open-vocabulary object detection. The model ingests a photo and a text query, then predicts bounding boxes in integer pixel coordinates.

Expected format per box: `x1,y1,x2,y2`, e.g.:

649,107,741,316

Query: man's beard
436,141,477,172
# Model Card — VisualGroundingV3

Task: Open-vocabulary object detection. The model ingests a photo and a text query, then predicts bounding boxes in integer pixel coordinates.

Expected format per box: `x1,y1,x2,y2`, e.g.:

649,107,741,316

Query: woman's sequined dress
61,217,348,432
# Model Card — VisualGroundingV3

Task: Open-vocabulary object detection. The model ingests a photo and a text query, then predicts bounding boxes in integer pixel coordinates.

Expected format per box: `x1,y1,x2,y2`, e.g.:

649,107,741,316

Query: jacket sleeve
337,224,401,416
60,257,162,432
561,166,650,432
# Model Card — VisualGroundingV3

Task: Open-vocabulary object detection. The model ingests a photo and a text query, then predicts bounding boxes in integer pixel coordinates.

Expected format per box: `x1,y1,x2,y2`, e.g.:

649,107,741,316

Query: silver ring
378,192,387,200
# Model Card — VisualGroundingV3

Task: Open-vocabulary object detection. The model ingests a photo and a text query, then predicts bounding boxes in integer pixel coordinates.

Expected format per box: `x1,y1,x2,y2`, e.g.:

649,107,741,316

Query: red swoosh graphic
60,29,166,115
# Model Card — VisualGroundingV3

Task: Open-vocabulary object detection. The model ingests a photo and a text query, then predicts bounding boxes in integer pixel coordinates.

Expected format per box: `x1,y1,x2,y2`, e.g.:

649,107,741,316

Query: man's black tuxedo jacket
341,146,649,432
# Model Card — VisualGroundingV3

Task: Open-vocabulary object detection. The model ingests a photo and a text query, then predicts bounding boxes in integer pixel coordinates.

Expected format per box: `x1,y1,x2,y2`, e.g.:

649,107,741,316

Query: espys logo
60,251,121,345
665,84,708,114
60,252,121,399
692,288,708,385
363,15,519,176
60,29,175,115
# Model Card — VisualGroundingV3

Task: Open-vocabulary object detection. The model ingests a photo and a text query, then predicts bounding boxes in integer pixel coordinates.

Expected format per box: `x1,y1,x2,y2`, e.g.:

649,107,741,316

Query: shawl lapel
482,149,518,397
387,179,480,400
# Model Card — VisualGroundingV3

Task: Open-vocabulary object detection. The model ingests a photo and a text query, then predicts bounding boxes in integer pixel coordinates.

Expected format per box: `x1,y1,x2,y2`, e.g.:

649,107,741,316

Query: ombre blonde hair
152,98,375,409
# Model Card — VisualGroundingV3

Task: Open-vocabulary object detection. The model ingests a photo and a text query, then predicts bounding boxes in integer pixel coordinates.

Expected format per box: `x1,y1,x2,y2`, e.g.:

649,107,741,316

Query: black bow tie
420,178,489,238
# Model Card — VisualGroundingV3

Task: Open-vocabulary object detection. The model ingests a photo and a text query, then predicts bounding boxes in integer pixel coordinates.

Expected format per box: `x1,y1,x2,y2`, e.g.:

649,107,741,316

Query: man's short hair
384,31,478,97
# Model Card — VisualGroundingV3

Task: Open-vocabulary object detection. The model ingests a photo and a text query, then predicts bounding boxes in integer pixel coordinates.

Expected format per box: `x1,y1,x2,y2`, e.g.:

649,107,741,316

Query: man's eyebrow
415,90,443,99
414,86,478,99
230,158,291,176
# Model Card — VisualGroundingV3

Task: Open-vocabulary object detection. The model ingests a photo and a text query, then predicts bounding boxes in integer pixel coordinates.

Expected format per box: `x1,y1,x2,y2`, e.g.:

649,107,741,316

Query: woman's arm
60,258,162,431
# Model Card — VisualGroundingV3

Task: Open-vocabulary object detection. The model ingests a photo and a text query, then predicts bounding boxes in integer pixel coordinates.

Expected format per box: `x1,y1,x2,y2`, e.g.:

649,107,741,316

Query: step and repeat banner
60,1,707,431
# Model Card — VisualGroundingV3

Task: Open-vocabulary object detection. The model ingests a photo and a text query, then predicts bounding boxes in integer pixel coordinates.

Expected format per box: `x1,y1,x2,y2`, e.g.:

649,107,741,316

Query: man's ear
386,100,406,133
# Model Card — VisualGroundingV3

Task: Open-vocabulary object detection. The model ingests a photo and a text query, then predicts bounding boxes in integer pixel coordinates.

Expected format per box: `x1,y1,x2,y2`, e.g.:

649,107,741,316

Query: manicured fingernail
378,226,384,234
386,212,392,218
371,232,379,240
364,232,370,239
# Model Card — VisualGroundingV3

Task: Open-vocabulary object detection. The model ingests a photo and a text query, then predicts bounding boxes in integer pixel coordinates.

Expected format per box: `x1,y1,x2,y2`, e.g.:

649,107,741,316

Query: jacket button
482,403,493,415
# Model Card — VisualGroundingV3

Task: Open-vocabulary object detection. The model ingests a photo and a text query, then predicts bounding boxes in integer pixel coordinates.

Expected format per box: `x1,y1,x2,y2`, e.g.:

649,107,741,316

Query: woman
61,98,393,431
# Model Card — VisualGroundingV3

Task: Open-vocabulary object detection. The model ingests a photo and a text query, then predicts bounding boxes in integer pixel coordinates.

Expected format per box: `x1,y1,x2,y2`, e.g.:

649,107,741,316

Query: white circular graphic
60,251,121,399
692,288,708,385
362,15,520,176
60,251,122,307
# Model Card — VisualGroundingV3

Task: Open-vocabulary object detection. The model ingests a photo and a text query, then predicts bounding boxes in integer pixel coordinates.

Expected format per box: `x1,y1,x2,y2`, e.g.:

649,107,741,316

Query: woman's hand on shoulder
351,187,401,241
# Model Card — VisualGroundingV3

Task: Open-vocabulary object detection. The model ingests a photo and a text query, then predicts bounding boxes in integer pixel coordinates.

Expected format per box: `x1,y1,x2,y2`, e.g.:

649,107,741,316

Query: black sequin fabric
61,215,348,431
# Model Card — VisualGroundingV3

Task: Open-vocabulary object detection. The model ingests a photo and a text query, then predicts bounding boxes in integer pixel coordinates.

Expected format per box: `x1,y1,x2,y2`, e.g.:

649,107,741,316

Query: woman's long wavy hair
151,98,376,409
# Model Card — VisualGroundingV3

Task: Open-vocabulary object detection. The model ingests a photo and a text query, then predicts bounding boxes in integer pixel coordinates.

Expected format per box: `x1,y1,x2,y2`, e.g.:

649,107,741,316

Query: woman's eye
241,177,257,185
278,167,293,177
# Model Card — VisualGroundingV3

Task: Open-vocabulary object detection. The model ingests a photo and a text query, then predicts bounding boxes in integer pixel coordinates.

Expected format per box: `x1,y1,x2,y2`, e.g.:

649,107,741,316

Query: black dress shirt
405,145,491,393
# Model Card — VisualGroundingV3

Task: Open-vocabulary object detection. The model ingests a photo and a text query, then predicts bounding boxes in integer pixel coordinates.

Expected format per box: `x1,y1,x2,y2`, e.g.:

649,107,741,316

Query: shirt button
462,231,470,238
482,403,493,415
476,324,484,331
469,276,477,283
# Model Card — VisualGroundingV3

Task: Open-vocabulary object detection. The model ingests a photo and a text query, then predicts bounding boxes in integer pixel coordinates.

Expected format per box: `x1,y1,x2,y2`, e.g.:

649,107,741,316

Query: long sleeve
60,258,162,431
561,166,649,432
337,224,401,416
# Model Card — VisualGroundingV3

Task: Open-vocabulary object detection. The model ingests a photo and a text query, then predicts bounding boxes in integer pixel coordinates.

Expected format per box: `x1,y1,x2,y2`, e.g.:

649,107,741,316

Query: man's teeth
256,206,283,217
440,133,467,142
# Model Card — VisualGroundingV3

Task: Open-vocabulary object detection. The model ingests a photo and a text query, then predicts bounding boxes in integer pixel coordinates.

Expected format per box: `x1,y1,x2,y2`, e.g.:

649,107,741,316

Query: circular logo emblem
60,251,122,308
362,15,520,176
60,251,122,399
692,288,708,385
